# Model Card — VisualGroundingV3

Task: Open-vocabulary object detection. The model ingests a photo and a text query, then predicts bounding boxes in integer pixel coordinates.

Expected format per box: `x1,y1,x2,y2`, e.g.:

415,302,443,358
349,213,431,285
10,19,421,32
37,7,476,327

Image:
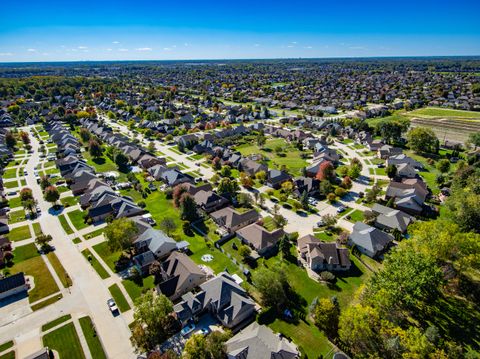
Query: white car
107,298,118,313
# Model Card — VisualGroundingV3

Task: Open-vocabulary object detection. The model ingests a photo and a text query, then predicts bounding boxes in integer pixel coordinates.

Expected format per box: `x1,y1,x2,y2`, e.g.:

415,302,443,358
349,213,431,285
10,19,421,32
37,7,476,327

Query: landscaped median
108,284,131,312
7,224,31,242
42,322,85,359
58,214,74,235
81,249,110,279
79,316,107,359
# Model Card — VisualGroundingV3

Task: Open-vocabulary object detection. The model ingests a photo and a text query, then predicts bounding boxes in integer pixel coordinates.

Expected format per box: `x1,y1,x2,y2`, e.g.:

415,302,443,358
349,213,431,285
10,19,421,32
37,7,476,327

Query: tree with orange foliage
316,161,335,182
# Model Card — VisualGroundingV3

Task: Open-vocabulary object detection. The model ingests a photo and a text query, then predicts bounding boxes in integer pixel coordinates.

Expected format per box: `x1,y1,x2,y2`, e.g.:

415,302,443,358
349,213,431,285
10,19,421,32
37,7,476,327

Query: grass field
122,276,155,302
32,222,43,236
67,209,89,230
84,227,105,240
408,107,480,118
7,196,21,208
347,209,365,223
7,224,31,242
42,314,72,332
58,214,74,234
11,253,59,303
31,294,63,311
0,341,13,353
92,242,120,272
8,209,26,224
0,351,14,359
79,316,107,359
42,322,85,359
83,152,118,173
235,138,309,176
108,284,131,312
60,196,78,207
46,252,72,288
81,249,110,279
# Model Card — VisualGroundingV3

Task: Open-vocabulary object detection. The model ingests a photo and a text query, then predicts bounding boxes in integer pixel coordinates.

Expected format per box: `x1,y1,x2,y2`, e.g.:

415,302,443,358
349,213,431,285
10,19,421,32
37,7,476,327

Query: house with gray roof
372,204,414,233
156,252,206,301
210,207,260,233
236,223,284,257
193,190,229,213
134,228,177,259
348,222,394,258
174,272,256,329
297,234,351,272
386,154,424,169
226,322,299,359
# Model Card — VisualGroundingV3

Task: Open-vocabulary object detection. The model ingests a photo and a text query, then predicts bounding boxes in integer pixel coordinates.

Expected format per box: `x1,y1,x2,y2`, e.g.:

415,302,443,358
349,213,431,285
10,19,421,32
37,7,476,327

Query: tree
468,132,480,148
172,185,187,208
220,165,232,177
278,234,291,259
217,178,239,197
366,243,443,315
335,187,347,198
39,176,51,191
376,120,409,144
256,134,266,147
255,170,267,183
252,267,288,310
19,131,30,145
104,218,139,252
79,128,91,142
183,331,231,359
446,174,480,233
320,180,334,197
436,159,451,173
5,131,16,149
35,234,53,251
159,218,177,236
114,152,129,169
238,245,251,260
300,190,309,210
338,304,383,358
239,172,254,188
44,186,60,206
386,164,397,179
179,194,198,222
348,163,362,179
281,181,293,195
316,161,336,181
327,192,336,202
130,291,174,352
322,214,337,228
341,176,353,189
407,127,438,154
313,297,340,338
88,139,103,158
19,188,33,202
237,192,253,207
273,213,287,228
365,184,381,203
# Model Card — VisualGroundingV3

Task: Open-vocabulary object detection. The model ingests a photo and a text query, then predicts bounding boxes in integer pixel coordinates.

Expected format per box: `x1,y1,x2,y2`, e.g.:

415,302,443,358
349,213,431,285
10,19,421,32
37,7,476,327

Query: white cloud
291,41,297,44
254,43,260,47
136,47,152,51
184,43,189,47
106,48,113,51
163,47,172,51
78,46,88,49
304,46,313,49
27,48,36,52
0,52,13,56
287,45,294,48
118,48,129,52
349,46,366,50
42,52,49,56
112,41,120,44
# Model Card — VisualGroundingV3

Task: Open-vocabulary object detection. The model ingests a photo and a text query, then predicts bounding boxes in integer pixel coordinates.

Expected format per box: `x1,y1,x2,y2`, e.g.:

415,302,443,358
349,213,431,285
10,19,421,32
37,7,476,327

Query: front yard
42,322,85,359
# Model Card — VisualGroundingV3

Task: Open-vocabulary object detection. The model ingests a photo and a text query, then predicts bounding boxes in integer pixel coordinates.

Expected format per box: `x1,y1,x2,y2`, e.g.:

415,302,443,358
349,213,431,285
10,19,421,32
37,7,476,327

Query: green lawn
79,316,107,359
92,242,120,272
11,254,60,303
108,284,131,312
7,196,22,210
67,209,89,230
2,168,18,179
7,225,31,242
13,243,38,262
347,209,365,223
235,138,309,176
82,152,117,173
42,322,85,359
408,107,480,119
313,231,336,242
9,209,27,224
122,276,155,302
46,252,72,288
72,237,82,244
3,181,18,189
81,249,110,279
60,196,77,207
42,314,72,332
84,227,105,240
32,222,43,236
58,214,74,235
375,167,386,176
31,294,63,311
0,341,13,353
0,351,15,359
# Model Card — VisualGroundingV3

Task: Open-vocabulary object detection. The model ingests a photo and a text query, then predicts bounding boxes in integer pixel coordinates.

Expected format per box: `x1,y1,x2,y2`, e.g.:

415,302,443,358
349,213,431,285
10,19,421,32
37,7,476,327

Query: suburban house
266,169,291,189
0,216,9,235
133,228,178,259
297,234,351,272
371,203,414,233
377,145,403,159
293,177,320,198
193,190,229,213
396,163,418,178
226,322,299,359
156,252,206,301
210,207,260,233
386,154,424,169
88,194,144,222
348,222,394,258
0,272,29,300
385,180,428,215
174,272,256,329
236,223,284,257
160,169,194,187
137,154,166,169
239,159,268,177
132,251,156,275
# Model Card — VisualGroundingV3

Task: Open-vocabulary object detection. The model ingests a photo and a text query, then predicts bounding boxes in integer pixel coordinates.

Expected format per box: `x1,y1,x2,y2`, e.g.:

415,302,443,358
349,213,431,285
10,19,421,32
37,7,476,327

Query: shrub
138,201,146,208
320,271,336,283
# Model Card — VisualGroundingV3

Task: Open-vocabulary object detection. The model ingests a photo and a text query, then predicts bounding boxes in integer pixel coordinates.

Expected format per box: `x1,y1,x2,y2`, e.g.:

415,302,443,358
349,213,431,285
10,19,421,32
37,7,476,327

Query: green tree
313,297,340,338
114,152,129,169
300,190,309,210
436,159,450,173
217,178,239,197
183,331,231,359
338,304,383,358
39,176,51,191
278,234,291,259
79,128,91,143
180,194,198,222
238,245,251,260
220,165,232,177
468,132,480,148
386,164,397,179
407,127,438,154
43,186,60,206
5,131,16,149
159,217,177,236
256,134,266,147
252,267,288,310
130,292,174,352
104,218,139,252
88,139,103,158
35,234,53,251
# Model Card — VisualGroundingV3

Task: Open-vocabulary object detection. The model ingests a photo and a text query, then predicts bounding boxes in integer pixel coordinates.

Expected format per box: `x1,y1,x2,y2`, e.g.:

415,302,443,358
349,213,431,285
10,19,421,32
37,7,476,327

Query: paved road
0,127,136,359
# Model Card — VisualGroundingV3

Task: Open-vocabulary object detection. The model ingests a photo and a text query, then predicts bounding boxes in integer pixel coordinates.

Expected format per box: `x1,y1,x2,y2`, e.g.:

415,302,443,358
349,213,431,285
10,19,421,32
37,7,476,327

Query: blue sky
1,0,479,62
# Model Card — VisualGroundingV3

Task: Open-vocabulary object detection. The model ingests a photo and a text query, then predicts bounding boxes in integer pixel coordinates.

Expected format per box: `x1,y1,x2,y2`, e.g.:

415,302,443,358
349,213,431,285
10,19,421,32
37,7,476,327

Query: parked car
180,323,196,337
107,298,118,313
337,206,346,213
194,327,210,336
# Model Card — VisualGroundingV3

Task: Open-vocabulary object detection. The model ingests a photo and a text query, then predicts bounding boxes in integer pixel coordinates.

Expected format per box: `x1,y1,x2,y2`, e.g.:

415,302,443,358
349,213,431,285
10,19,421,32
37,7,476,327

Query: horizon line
1,54,480,65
